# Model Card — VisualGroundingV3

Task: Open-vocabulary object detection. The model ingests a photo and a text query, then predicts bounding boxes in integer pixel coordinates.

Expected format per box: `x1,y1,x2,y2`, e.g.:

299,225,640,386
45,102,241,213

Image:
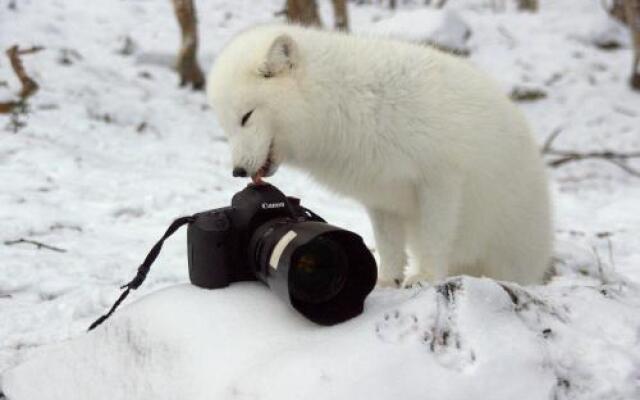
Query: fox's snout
232,167,248,177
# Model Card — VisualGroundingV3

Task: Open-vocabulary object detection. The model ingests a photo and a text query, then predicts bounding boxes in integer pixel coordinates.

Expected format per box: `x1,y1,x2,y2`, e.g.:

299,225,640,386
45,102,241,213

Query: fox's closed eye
241,110,254,127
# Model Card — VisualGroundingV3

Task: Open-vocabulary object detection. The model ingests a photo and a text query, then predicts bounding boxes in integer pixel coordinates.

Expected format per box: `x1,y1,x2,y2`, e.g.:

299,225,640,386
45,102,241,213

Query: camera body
187,183,377,325
187,183,321,288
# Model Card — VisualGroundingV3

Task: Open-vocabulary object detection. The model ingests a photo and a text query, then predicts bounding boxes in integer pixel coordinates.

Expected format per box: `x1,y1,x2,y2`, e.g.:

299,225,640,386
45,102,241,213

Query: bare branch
4,238,67,253
498,26,517,48
541,130,640,177
0,101,19,114
15,45,44,56
0,45,42,113
541,127,562,153
7,45,40,98
607,158,640,177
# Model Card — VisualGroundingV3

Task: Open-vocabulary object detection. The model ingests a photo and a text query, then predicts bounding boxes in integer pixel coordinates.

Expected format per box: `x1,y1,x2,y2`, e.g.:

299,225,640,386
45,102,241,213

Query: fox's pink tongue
251,170,266,185
252,153,272,185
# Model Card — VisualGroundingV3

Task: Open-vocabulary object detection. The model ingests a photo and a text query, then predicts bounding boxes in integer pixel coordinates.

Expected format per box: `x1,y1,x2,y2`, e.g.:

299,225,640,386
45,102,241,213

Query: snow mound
361,9,471,54
571,10,630,50
3,276,640,400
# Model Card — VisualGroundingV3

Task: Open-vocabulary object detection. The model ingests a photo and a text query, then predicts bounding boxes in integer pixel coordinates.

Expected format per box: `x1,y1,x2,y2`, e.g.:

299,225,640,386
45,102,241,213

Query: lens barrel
250,220,377,325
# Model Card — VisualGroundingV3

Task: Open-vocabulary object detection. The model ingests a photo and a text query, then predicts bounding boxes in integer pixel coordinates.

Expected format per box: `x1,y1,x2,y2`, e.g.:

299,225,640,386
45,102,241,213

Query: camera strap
88,215,195,331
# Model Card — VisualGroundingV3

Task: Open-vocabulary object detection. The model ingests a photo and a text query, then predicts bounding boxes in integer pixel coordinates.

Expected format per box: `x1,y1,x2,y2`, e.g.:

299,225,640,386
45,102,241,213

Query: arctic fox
207,25,553,287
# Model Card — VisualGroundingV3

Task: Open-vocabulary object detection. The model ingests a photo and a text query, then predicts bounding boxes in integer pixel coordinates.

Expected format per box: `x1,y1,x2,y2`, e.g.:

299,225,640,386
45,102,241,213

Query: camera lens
289,236,349,304
249,218,377,325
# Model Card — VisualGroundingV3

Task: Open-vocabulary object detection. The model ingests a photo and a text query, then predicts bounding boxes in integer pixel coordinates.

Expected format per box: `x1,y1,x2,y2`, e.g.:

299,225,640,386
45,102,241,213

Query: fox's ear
259,34,298,78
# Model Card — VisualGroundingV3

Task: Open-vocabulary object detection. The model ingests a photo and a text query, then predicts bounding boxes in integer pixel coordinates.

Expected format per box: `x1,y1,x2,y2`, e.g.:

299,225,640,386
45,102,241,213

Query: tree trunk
433,0,449,8
624,0,640,90
172,0,205,90
517,0,538,12
286,0,322,27
609,0,628,24
332,0,349,31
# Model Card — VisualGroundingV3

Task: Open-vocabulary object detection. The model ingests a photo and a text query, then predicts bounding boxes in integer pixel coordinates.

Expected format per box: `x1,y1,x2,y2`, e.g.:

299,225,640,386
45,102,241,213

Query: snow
4,277,640,400
1,0,640,399
584,12,631,50
360,8,472,54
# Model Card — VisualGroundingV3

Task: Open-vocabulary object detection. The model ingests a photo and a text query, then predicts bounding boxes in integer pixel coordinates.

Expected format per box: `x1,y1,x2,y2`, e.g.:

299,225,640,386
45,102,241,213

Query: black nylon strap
299,206,326,223
88,215,195,331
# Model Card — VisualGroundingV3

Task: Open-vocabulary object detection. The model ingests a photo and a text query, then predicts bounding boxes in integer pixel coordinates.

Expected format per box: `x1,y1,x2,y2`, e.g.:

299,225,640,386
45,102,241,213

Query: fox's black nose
232,167,247,177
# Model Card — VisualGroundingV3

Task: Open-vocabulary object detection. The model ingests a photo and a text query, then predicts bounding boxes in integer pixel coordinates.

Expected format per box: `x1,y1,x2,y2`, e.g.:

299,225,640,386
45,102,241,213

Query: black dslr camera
187,183,377,325
88,183,377,331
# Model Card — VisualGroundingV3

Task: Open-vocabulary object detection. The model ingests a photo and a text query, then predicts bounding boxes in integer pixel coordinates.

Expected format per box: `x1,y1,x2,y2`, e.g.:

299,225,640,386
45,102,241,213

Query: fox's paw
376,276,402,289
402,273,434,289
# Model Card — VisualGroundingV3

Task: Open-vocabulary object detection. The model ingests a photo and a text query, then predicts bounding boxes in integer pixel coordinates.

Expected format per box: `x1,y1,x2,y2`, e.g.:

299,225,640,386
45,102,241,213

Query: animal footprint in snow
425,279,477,370
375,310,420,343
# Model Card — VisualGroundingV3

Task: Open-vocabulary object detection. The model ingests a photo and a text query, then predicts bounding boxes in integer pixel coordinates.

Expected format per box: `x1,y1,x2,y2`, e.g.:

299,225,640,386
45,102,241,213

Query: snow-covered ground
1,0,639,399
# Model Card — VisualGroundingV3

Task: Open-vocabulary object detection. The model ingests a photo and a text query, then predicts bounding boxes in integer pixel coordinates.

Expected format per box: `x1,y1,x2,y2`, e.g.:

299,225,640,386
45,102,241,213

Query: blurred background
1,0,639,379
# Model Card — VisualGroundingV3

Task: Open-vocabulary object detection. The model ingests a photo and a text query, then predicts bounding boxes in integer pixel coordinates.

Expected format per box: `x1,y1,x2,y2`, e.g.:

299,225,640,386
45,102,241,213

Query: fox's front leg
367,208,407,288
403,176,462,287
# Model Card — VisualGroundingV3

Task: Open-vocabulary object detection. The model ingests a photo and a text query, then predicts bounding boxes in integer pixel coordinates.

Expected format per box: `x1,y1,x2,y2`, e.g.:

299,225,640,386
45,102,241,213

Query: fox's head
207,27,306,182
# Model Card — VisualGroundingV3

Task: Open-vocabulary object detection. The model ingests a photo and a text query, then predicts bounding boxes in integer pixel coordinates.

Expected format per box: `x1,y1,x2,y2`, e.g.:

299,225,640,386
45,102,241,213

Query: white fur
207,25,553,286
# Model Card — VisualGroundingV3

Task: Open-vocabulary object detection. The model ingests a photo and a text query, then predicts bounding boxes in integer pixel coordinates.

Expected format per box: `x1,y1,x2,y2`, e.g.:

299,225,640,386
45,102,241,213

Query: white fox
207,25,553,286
